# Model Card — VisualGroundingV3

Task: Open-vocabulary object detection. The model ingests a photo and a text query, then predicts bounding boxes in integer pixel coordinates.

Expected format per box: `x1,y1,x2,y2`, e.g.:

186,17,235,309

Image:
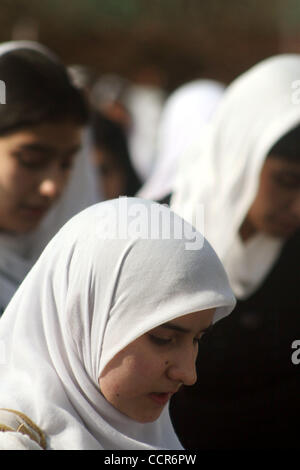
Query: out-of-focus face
240,156,300,241
99,308,215,423
0,120,82,233
93,146,127,200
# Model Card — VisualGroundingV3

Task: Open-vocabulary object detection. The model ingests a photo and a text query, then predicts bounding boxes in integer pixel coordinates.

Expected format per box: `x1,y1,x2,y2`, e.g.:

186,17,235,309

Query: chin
14,222,42,234
129,410,162,423
134,415,161,423
1,223,37,234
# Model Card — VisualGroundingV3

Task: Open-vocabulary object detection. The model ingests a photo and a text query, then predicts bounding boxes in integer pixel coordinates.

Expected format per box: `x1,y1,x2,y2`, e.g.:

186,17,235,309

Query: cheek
129,356,163,385
251,182,281,219
261,187,293,218
256,169,294,214
0,174,19,207
100,355,164,399
0,165,33,198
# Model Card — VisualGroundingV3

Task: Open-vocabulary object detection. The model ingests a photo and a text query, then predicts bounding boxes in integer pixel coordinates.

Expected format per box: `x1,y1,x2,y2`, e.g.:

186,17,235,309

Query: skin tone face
99,308,215,423
0,120,83,233
93,146,127,200
240,156,300,241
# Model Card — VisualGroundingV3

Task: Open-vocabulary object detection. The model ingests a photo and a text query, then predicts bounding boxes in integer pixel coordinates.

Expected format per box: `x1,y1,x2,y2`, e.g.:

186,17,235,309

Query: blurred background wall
0,0,298,91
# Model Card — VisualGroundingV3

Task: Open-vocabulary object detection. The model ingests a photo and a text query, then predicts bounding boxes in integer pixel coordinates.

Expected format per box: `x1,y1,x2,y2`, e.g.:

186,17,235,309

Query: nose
166,348,198,386
38,167,67,200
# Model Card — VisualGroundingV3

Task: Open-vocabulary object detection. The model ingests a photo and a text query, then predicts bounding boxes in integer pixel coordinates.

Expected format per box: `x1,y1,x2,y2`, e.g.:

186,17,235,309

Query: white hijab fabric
124,84,166,183
0,41,101,313
171,55,300,298
0,198,235,450
138,80,225,201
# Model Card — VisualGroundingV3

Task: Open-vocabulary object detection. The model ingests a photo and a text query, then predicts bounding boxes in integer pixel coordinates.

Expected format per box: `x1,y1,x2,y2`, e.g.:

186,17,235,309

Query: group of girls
0,40,299,450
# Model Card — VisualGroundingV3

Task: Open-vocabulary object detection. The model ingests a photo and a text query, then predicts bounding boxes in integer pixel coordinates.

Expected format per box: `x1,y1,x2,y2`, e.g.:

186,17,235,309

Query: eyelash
273,174,300,189
148,335,172,346
13,153,44,170
148,334,202,347
14,153,74,171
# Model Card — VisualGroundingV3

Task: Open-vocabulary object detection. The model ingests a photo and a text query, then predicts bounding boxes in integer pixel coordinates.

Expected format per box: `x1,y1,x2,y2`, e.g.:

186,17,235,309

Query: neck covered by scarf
0,198,235,449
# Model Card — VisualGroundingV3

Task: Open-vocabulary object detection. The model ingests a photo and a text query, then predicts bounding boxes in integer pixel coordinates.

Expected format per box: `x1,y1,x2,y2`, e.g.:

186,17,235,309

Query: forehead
263,156,300,174
0,121,83,149
157,309,216,333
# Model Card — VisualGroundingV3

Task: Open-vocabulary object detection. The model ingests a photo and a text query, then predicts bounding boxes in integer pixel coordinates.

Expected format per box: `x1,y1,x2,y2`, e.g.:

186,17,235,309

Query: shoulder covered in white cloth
0,432,43,450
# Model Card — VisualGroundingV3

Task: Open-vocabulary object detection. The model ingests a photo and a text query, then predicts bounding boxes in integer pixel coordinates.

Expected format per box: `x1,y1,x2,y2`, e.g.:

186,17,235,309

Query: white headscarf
0,198,235,450
171,55,300,298
124,84,166,183
0,41,101,313
138,80,225,201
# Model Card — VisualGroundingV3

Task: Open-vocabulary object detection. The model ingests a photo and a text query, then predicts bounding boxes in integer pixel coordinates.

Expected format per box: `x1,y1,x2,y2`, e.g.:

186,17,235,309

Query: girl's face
99,308,215,423
240,157,300,241
0,120,82,233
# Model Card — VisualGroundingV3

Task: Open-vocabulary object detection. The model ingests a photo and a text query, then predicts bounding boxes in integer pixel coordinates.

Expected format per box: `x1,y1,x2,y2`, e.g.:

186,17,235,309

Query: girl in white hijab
0,198,235,450
138,79,225,203
0,41,100,314
171,55,300,299
170,55,300,449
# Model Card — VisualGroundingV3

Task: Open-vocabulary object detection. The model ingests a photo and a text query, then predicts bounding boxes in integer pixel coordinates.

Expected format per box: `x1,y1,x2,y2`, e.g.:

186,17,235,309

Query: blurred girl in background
0,41,99,314
170,54,300,449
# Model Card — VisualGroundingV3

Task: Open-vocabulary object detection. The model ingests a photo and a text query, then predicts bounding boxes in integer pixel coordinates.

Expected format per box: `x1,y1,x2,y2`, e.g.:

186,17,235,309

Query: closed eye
149,334,203,348
273,172,300,189
13,152,48,170
148,334,173,346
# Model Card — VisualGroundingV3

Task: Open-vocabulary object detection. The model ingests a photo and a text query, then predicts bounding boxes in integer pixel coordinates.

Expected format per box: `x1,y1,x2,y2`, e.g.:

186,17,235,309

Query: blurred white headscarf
171,55,300,298
0,198,235,449
138,80,225,201
0,41,101,313
124,84,166,183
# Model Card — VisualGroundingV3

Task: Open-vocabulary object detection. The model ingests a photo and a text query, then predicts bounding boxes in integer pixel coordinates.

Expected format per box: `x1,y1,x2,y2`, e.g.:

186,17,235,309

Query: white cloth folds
0,198,235,449
138,80,225,201
124,84,166,182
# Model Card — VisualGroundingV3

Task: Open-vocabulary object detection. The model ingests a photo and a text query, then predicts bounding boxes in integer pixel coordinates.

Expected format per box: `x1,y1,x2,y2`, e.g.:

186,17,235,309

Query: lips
20,204,50,219
148,392,175,406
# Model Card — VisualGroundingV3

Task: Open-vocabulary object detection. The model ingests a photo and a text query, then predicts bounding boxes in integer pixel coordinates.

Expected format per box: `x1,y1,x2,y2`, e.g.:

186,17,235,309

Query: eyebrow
160,322,213,335
17,143,81,158
18,143,56,155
